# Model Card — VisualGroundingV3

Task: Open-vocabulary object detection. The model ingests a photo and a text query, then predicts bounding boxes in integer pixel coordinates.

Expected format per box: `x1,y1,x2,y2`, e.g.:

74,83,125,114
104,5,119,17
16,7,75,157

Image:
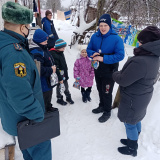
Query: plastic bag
51,73,58,87
91,60,99,69
73,82,80,89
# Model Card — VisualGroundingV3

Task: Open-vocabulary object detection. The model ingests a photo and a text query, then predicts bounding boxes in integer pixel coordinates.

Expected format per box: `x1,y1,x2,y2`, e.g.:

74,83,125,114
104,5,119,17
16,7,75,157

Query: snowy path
1,19,159,160
50,22,160,160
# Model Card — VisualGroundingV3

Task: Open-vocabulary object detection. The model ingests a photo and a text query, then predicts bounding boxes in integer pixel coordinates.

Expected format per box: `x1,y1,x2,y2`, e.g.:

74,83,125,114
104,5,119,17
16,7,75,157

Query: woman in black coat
113,26,160,157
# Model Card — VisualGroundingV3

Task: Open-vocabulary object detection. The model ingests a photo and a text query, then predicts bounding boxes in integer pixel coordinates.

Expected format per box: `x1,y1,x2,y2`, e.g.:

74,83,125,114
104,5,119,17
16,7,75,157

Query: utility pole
36,0,42,28
38,0,41,14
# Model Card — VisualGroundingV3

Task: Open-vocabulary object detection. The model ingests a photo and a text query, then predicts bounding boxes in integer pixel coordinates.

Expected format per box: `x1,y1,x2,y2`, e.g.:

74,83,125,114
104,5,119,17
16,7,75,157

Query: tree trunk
36,13,42,29
84,0,91,22
95,0,106,31
36,0,42,29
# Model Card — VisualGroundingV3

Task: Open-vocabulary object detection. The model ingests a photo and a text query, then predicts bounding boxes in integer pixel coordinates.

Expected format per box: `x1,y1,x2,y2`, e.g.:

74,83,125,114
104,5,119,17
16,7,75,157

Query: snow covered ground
0,19,160,160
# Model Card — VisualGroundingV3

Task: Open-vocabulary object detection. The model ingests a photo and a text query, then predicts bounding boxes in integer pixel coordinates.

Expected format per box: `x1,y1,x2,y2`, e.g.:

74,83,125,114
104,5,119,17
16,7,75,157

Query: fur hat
55,39,67,49
33,29,48,43
98,14,111,28
137,26,160,44
2,1,33,24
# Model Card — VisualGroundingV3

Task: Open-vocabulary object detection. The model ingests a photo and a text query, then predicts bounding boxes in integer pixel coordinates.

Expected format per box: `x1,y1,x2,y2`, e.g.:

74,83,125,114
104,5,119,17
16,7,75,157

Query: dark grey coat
113,40,160,124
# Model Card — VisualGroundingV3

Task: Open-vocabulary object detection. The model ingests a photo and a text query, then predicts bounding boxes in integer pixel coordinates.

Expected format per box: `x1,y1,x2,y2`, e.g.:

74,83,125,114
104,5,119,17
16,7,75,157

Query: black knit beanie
98,14,111,28
137,26,160,44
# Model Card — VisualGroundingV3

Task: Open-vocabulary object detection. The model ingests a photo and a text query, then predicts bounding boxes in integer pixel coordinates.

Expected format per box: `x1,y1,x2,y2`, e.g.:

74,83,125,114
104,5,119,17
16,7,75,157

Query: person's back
0,29,45,135
122,55,159,95
0,1,44,137
0,2,52,160
112,25,160,157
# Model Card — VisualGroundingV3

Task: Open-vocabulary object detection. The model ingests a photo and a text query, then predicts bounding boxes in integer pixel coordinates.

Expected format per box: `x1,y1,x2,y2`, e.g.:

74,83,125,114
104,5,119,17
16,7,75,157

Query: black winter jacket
113,40,160,124
49,48,69,81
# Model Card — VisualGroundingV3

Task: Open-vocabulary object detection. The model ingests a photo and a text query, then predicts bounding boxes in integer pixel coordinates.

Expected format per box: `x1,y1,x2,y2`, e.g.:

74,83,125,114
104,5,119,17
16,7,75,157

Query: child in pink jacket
74,45,94,103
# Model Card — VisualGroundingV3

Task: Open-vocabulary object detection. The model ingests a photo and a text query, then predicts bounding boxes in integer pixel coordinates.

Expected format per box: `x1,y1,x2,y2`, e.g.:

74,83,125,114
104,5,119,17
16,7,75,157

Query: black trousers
81,87,92,92
56,80,71,99
43,90,53,111
95,76,115,112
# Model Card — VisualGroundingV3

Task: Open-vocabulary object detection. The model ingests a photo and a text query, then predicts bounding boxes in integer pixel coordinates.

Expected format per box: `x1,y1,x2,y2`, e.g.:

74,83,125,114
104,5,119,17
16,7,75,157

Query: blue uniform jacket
41,17,59,48
87,28,125,64
0,30,45,136
29,41,54,92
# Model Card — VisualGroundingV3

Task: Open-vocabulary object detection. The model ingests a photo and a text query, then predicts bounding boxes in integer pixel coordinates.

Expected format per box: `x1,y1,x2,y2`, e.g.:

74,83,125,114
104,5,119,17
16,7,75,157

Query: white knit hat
77,44,88,51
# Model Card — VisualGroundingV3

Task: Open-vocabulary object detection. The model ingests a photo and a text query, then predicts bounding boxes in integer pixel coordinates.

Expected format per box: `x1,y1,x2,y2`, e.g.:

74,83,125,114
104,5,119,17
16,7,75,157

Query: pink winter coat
74,56,94,88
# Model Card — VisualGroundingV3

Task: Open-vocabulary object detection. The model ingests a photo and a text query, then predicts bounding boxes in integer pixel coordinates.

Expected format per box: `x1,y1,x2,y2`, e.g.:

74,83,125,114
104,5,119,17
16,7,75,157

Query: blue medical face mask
136,42,139,48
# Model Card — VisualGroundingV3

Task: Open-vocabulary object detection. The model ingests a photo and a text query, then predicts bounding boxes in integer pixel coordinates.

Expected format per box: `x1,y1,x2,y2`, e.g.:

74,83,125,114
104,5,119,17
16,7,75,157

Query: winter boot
120,132,140,146
98,111,111,123
92,106,104,114
118,139,138,157
66,96,74,104
86,91,91,102
57,96,67,106
47,107,58,112
81,91,87,103
120,139,128,146
45,104,58,112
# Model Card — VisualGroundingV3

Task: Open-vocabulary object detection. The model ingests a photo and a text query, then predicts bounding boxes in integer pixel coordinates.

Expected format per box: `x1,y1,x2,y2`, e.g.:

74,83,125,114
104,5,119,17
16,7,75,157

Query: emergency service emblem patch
14,63,27,78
